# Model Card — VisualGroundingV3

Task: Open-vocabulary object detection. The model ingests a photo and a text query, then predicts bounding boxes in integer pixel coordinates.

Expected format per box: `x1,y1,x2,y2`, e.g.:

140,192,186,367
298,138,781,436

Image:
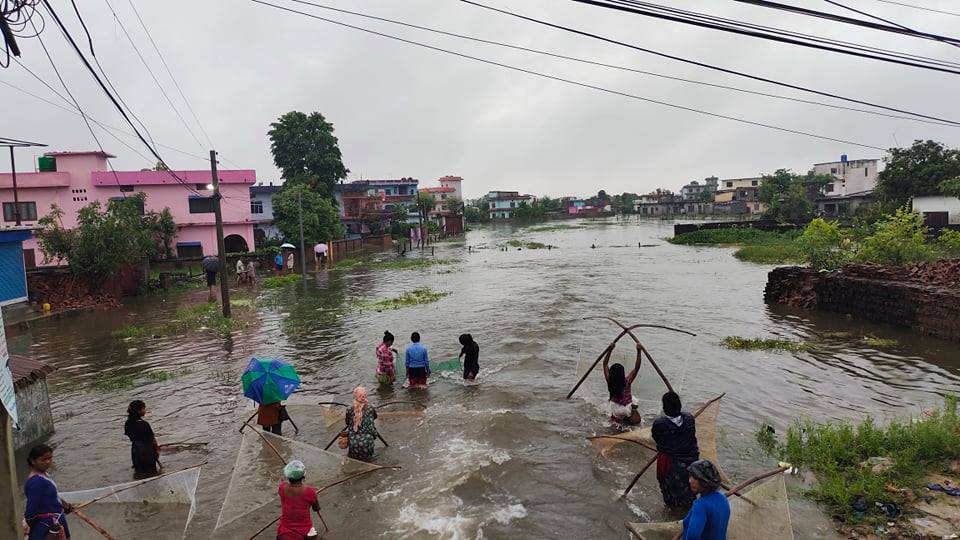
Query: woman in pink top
277,460,320,540
603,343,643,425
376,331,396,385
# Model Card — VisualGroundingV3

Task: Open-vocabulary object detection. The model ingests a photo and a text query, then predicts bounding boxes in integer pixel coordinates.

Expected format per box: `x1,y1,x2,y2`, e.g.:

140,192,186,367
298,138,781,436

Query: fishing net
431,358,462,373
215,429,388,531
588,396,730,484
315,400,427,430
59,466,201,539
625,474,794,539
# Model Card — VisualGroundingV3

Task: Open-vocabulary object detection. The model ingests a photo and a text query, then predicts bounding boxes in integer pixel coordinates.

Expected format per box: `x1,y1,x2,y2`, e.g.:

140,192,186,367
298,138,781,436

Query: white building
717,177,762,191
812,156,879,197
912,195,960,226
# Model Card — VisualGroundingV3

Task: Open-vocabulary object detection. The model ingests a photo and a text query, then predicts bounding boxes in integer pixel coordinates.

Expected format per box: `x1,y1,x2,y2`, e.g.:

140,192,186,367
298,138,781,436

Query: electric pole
417,190,424,249
297,189,306,278
210,150,231,317
9,147,20,226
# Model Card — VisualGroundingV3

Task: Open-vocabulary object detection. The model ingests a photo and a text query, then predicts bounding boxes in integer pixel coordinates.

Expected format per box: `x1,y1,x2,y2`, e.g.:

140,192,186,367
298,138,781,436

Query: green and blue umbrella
241,358,301,404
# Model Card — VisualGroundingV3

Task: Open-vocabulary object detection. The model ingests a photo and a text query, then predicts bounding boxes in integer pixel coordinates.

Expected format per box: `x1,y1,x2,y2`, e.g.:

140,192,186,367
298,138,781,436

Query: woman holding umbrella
242,358,302,435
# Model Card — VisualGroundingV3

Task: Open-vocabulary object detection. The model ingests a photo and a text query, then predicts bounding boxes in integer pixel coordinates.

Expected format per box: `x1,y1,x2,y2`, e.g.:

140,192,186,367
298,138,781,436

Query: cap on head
284,460,306,481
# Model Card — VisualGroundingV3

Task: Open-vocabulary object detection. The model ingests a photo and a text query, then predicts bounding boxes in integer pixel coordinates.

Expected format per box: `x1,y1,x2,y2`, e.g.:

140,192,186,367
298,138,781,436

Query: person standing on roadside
274,252,285,275
201,254,220,302
313,241,328,270
404,332,430,388
287,251,295,273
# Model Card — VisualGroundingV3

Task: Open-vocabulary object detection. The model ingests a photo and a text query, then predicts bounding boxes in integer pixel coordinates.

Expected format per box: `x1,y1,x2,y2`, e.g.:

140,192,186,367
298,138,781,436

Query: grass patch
821,331,853,339
669,227,785,245
504,239,549,249
369,258,456,271
111,325,152,340
261,274,303,288
529,224,584,232
142,367,192,383
862,336,898,348
760,396,960,524
671,227,803,265
733,241,804,264
331,255,374,271
356,287,449,311
88,372,137,392
165,303,245,337
722,336,813,352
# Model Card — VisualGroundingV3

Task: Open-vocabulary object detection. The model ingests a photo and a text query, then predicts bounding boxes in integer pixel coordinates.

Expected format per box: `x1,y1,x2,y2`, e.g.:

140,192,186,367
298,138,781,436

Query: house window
831,167,838,174
489,202,495,209
865,168,869,176
726,181,733,188
251,200,264,214
3,201,38,221
441,194,447,200
119,185,134,192
751,180,758,186
510,201,515,208
825,184,834,193
176,242,203,258
188,196,216,213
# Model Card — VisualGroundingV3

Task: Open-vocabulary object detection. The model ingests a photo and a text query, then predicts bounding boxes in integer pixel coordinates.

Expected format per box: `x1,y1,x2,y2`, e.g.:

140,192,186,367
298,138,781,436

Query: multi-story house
486,190,533,220
681,177,718,201
812,156,880,217
249,182,281,246
0,150,256,264
419,176,465,234
635,191,684,216
334,178,419,236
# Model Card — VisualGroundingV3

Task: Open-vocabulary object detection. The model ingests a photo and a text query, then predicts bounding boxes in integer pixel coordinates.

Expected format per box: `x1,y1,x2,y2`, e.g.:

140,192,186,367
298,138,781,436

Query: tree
698,190,714,203
35,193,175,283
939,176,960,198
271,185,344,246
798,218,850,271
268,111,349,199
464,206,489,223
876,140,960,208
759,169,828,222
514,201,546,221
416,192,436,219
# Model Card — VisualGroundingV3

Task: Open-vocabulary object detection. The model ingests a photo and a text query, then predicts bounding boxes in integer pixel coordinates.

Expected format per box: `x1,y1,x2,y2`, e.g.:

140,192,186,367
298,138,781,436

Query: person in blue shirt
274,253,285,275
681,459,730,540
404,332,430,388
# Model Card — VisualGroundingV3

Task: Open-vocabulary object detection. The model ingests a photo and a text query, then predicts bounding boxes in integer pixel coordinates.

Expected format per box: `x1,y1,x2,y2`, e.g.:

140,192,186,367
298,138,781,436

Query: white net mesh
215,429,386,531
59,466,201,539
626,474,794,540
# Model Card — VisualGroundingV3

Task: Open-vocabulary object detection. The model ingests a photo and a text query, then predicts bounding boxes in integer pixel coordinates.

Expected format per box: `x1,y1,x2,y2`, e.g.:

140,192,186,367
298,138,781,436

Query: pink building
0,151,256,266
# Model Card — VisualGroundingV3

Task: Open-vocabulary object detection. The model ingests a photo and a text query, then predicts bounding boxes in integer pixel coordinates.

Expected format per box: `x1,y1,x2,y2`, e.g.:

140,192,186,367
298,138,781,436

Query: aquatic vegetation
111,325,151,340
671,228,804,265
504,239,549,250
356,287,449,311
670,228,785,245
761,396,960,524
261,274,303,288
733,242,804,264
721,336,813,352
143,367,192,383
369,258,456,271
821,331,853,339
88,372,137,392
529,224,584,232
862,337,898,348
331,255,374,271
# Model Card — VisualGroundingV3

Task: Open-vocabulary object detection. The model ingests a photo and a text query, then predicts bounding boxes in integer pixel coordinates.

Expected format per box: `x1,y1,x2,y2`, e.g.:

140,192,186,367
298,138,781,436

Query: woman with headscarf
681,460,730,540
344,386,379,462
277,460,320,540
651,391,699,507
458,333,480,380
124,400,160,479
602,343,643,425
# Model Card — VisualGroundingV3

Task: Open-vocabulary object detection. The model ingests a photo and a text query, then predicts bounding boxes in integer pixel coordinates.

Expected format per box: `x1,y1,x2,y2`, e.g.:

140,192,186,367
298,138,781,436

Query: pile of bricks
27,273,122,313
765,259,960,342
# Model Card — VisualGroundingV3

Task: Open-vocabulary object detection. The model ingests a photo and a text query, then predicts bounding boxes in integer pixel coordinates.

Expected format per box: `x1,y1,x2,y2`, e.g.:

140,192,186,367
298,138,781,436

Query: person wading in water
652,391,699,507
603,343,643,425
23,444,73,540
277,460,320,540
344,386,379,462
125,399,160,479
376,331,397,386
681,459,730,540
458,333,480,380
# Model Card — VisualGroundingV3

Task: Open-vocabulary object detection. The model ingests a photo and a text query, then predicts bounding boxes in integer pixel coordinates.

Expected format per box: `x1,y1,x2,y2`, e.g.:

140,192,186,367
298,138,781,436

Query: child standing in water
458,333,480,380
23,444,72,540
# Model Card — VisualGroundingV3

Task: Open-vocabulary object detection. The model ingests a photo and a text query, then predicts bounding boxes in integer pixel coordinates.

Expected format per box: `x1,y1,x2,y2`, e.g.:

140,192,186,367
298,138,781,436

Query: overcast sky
3,0,959,198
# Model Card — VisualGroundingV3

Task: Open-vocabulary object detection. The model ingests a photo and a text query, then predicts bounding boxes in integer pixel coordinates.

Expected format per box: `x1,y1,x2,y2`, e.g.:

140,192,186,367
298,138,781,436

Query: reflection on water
9,218,960,539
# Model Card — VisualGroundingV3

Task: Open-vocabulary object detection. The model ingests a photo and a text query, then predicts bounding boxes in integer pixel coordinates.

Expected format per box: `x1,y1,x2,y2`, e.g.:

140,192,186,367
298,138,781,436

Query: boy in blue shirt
682,460,730,540
404,332,430,388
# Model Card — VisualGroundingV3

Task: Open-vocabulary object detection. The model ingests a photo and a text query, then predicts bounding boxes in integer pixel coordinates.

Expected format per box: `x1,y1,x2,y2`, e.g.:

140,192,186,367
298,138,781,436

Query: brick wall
765,264,960,342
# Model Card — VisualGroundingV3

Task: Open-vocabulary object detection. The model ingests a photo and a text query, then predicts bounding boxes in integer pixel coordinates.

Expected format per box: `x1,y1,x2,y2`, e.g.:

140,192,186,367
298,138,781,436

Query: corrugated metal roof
9,355,56,390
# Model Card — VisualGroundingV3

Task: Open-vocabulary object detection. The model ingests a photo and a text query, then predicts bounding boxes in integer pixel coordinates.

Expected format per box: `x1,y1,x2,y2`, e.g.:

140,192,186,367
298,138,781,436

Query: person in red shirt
277,460,320,540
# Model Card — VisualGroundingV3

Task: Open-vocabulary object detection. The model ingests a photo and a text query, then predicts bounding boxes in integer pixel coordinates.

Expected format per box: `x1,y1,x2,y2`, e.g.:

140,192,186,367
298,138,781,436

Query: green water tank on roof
38,155,56,172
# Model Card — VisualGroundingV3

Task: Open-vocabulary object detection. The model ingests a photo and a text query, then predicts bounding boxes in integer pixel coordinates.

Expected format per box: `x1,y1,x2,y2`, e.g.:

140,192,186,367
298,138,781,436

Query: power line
569,0,960,72
869,0,960,17
822,0,960,49
4,60,211,162
38,0,203,195
731,0,960,43
252,0,887,151
284,0,956,127
124,0,214,149
100,0,207,152
461,0,960,125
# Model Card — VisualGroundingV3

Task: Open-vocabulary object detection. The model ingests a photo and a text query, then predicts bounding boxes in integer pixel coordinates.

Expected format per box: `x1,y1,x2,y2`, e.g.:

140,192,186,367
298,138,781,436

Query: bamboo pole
72,509,116,540
621,455,657,499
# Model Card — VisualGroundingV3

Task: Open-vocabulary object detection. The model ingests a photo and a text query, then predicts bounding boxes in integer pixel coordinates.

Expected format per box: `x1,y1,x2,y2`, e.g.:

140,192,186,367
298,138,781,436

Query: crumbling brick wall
765,262,960,342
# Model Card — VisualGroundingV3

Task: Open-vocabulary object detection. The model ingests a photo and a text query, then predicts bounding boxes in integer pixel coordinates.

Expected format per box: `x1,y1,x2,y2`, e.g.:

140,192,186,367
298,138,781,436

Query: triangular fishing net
315,400,427,430
625,473,794,539
59,466,201,539
588,395,730,484
215,429,387,531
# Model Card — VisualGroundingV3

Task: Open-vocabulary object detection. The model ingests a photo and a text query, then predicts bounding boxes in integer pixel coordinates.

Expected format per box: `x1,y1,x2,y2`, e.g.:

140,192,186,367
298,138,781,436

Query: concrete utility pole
297,190,306,278
210,150,231,318
9,147,20,226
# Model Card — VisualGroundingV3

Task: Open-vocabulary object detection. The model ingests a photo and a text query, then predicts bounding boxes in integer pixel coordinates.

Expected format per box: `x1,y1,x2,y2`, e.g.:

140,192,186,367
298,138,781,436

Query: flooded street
9,218,960,539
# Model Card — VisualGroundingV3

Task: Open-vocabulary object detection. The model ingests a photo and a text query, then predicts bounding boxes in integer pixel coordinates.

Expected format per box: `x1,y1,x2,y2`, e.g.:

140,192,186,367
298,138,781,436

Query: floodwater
9,218,960,539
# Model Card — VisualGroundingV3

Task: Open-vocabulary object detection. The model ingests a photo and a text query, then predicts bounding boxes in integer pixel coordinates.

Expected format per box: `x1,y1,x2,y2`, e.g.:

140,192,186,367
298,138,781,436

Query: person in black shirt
458,334,480,380
124,400,160,479
651,391,699,507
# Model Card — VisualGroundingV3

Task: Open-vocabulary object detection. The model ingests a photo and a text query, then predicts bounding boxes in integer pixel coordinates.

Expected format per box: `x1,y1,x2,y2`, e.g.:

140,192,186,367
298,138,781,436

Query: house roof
9,355,56,390
44,150,116,159
419,186,456,194
250,184,281,195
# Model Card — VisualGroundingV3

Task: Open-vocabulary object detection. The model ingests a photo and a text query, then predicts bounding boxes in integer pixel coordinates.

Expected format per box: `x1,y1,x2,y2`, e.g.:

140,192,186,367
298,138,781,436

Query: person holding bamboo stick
23,444,73,540
603,343,643,425
277,460,320,540
680,460,730,540
651,392,699,507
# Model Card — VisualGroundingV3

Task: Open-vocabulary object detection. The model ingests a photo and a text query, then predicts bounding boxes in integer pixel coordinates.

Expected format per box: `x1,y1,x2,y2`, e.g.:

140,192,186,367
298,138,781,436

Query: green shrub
855,207,934,266
798,218,851,271
261,274,303,288
939,228,960,257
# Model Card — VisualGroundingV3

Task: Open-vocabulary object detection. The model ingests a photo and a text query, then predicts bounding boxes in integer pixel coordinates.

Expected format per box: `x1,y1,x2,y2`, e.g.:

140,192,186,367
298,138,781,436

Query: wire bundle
2,0,42,67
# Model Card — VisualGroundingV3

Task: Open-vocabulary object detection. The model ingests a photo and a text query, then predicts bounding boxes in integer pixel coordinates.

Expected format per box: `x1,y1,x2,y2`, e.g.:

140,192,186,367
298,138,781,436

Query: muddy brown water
8,218,960,539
